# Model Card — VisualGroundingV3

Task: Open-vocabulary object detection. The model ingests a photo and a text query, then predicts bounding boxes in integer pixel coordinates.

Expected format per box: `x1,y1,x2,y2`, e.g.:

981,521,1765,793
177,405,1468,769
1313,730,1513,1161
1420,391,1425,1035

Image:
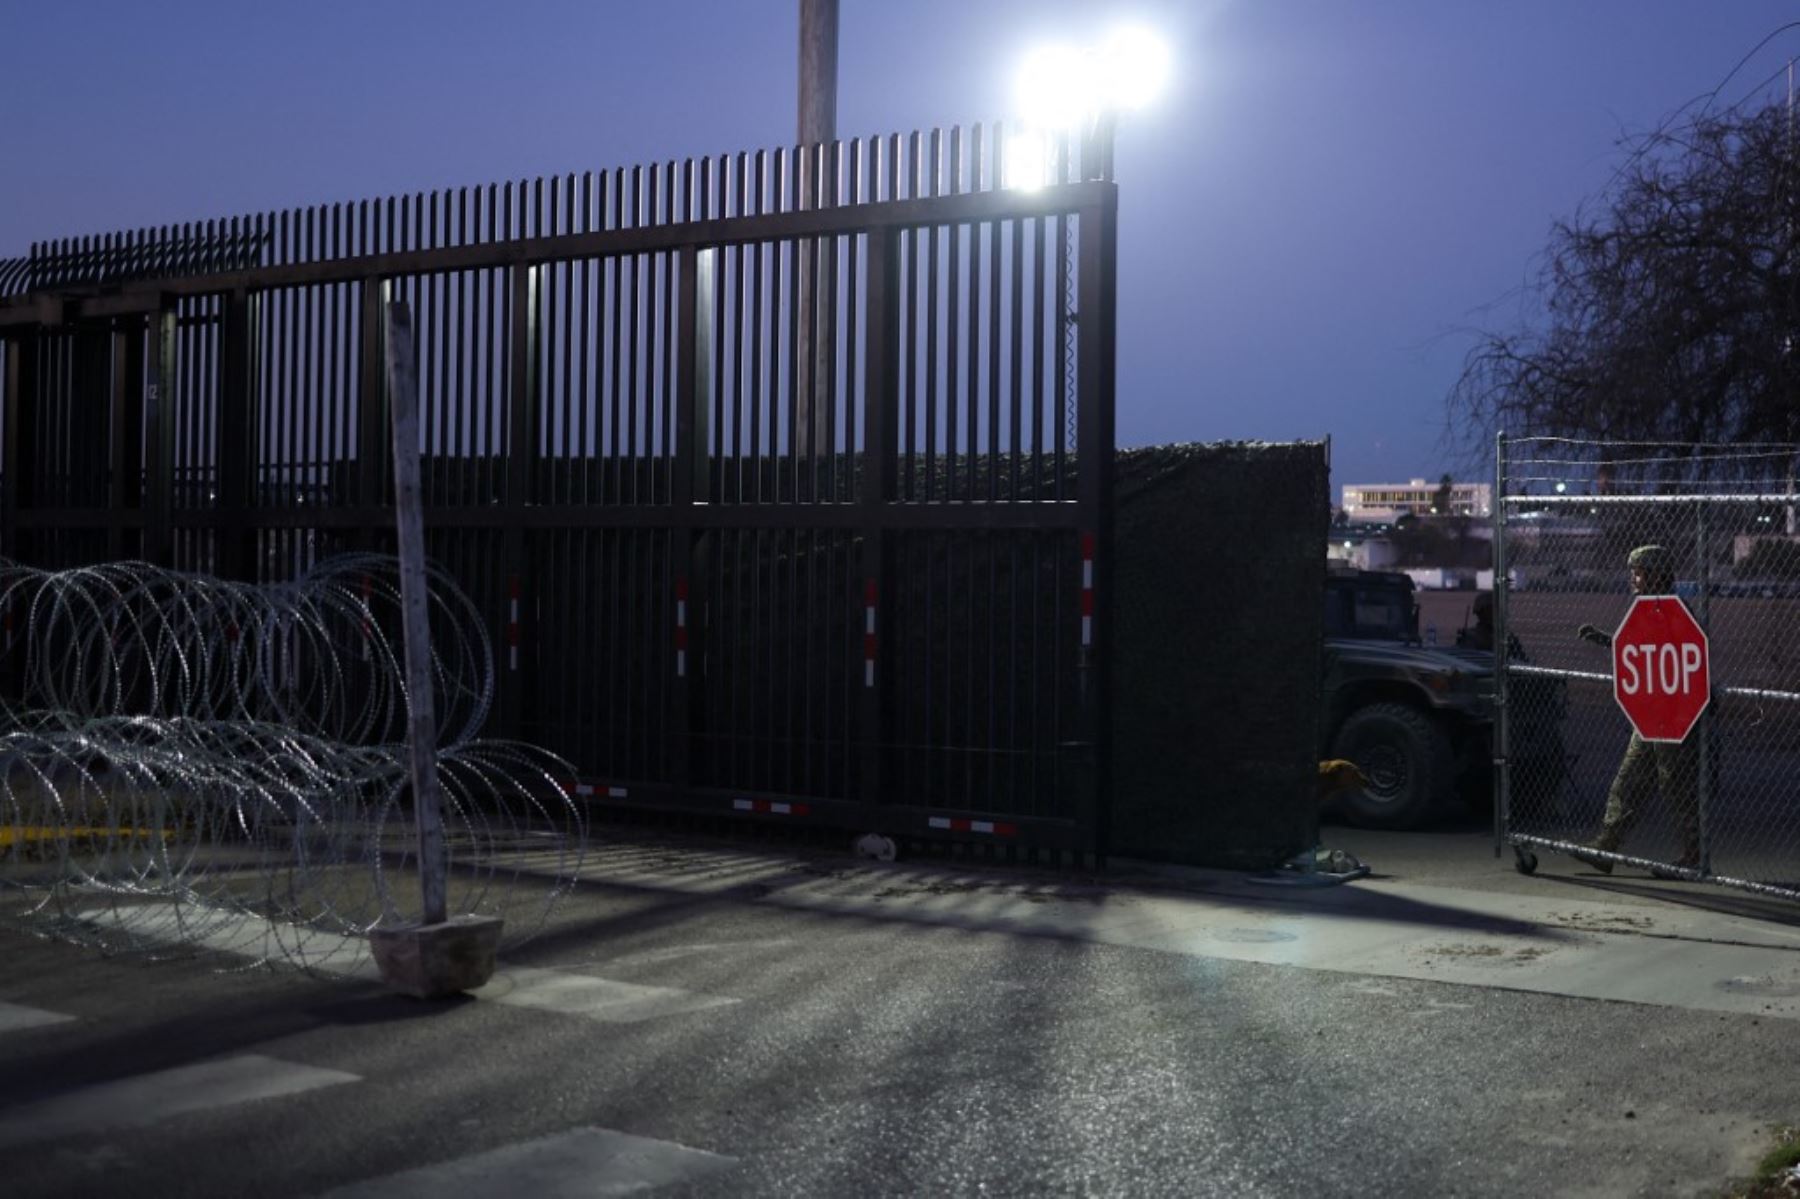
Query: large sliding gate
0,125,1116,857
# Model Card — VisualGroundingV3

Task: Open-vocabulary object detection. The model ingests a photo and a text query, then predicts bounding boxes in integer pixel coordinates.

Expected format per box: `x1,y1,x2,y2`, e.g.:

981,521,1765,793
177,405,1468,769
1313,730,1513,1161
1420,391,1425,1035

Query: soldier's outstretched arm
1577,623,1612,648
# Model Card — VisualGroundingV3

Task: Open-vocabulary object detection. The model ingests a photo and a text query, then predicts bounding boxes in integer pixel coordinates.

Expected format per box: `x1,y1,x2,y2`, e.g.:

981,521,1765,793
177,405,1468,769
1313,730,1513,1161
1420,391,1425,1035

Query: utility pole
796,0,837,461
799,0,838,149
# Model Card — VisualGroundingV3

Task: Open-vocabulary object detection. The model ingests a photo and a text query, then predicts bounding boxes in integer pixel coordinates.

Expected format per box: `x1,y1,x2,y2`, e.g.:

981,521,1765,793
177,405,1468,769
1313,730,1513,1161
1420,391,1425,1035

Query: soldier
1570,544,1701,877
1457,590,1525,659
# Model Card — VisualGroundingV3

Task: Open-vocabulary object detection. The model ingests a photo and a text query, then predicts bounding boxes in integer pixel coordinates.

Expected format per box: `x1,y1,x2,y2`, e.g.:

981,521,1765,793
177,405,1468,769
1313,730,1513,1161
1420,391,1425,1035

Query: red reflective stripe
1081,533,1096,559
1080,591,1094,617
864,632,877,660
675,576,689,602
674,626,688,651
865,579,877,605
508,575,521,600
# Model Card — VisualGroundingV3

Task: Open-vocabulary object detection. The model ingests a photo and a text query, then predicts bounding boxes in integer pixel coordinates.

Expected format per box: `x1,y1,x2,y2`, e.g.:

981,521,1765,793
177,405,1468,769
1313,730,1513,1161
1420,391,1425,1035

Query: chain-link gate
1495,436,1800,900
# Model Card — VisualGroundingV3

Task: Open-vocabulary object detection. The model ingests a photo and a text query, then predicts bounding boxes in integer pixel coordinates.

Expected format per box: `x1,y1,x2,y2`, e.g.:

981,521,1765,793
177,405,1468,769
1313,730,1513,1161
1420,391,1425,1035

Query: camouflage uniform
1592,729,1699,861
1577,545,1702,868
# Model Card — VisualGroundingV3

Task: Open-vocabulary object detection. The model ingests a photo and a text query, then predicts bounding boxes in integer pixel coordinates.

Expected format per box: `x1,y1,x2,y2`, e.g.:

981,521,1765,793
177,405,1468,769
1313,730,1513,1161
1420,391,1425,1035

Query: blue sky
5,1,1796,491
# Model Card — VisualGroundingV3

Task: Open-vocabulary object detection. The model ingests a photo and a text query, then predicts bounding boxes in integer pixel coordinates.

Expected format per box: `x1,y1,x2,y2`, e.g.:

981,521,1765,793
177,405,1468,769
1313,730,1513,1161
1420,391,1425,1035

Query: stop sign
1611,595,1711,742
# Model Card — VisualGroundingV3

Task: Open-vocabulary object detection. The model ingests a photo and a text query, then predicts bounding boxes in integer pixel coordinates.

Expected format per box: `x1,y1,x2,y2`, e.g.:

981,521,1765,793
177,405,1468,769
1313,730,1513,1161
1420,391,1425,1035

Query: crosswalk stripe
0,1054,360,1150
0,1000,76,1034
472,965,741,1023
318,1126,737,1198
59,905,741,1023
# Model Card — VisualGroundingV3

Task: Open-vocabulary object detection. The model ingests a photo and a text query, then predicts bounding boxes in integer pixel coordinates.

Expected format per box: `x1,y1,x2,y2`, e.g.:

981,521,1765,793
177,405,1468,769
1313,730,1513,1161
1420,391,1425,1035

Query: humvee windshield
1325,579,1418,641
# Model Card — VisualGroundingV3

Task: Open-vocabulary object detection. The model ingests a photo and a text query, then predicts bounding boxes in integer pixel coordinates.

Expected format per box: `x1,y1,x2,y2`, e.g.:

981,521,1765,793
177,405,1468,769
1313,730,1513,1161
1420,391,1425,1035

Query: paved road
4,830,1799,1197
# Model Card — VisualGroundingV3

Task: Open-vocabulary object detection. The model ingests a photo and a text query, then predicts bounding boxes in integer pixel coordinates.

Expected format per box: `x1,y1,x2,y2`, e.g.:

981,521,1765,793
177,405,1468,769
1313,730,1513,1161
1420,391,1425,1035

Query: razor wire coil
0,555,584,972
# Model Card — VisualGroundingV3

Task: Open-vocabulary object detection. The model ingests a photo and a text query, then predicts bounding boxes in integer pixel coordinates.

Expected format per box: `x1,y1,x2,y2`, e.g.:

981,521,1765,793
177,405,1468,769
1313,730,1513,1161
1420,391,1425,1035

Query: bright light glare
1095,25,1172,111
1004,131,1053,191
1015,44,1096,130
1015,26,1172,128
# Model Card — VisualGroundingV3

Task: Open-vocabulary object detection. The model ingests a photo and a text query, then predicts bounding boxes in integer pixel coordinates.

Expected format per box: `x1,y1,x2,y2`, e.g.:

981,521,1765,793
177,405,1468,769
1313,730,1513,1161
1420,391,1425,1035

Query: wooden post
383,300,448,927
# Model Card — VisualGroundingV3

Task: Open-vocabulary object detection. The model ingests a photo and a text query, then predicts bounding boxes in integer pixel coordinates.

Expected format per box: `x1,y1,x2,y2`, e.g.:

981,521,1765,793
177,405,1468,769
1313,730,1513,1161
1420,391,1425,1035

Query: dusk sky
5,1,1797,493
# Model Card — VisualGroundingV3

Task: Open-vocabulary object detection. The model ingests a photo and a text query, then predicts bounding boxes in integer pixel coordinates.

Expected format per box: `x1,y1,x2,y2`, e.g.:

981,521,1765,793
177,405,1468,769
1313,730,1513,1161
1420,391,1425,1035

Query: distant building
1341,478,1492,520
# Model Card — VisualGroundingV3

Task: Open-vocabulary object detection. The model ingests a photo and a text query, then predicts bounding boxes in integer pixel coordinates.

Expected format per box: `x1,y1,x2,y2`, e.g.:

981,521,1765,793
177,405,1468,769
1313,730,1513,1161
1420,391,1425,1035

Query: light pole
797,0,838,460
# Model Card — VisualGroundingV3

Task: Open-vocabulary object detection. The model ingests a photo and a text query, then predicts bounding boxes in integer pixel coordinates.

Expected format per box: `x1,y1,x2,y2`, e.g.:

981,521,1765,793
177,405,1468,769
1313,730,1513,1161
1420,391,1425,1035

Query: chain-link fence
1496,437,1800,900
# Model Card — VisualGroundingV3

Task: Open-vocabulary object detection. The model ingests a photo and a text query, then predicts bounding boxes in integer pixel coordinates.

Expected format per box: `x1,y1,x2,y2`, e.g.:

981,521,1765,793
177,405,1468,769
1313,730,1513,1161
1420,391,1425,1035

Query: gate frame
0,131,1119,861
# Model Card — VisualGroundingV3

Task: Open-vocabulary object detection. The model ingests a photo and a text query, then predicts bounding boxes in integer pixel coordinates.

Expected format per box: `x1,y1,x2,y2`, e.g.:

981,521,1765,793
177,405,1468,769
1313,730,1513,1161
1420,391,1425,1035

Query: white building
1341,478,1492,520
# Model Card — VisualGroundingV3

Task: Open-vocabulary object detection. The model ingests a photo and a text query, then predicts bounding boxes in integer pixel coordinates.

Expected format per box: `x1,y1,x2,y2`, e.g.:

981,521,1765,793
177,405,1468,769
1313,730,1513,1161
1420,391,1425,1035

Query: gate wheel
854,833,898,863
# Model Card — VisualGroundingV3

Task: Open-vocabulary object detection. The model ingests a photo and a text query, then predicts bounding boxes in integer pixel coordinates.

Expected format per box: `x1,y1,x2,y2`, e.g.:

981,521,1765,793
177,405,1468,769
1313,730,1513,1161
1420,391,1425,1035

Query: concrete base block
369,915,505,999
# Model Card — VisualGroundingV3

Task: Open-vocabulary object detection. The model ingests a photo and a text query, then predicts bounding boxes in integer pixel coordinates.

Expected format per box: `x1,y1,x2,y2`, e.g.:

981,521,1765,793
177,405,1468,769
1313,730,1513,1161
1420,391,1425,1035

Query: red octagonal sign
1612,595,1711,743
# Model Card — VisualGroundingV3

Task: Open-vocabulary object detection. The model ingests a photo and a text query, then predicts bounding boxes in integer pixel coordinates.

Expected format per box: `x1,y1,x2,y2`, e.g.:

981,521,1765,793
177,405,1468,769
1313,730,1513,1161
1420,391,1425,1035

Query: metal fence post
356,277,388,546
0,331,32,563
501,263,538,740
1075,190,1118,862
108,318,146,562
0,332,29,699
672,246,714,794
859,229,899,807
1695,499,1712,874
218,288,257,580
383,300,448,926
1492,431,1511,859
144,309,176,568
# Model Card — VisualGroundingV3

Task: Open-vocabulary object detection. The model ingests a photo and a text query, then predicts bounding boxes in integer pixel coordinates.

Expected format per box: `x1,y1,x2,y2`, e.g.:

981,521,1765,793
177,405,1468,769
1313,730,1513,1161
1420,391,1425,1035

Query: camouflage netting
1110,442,1328,868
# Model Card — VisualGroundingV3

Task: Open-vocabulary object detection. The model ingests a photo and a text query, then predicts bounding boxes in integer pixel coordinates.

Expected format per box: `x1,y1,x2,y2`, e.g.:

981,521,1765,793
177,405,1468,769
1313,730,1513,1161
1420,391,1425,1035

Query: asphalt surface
4,827,1799,1198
